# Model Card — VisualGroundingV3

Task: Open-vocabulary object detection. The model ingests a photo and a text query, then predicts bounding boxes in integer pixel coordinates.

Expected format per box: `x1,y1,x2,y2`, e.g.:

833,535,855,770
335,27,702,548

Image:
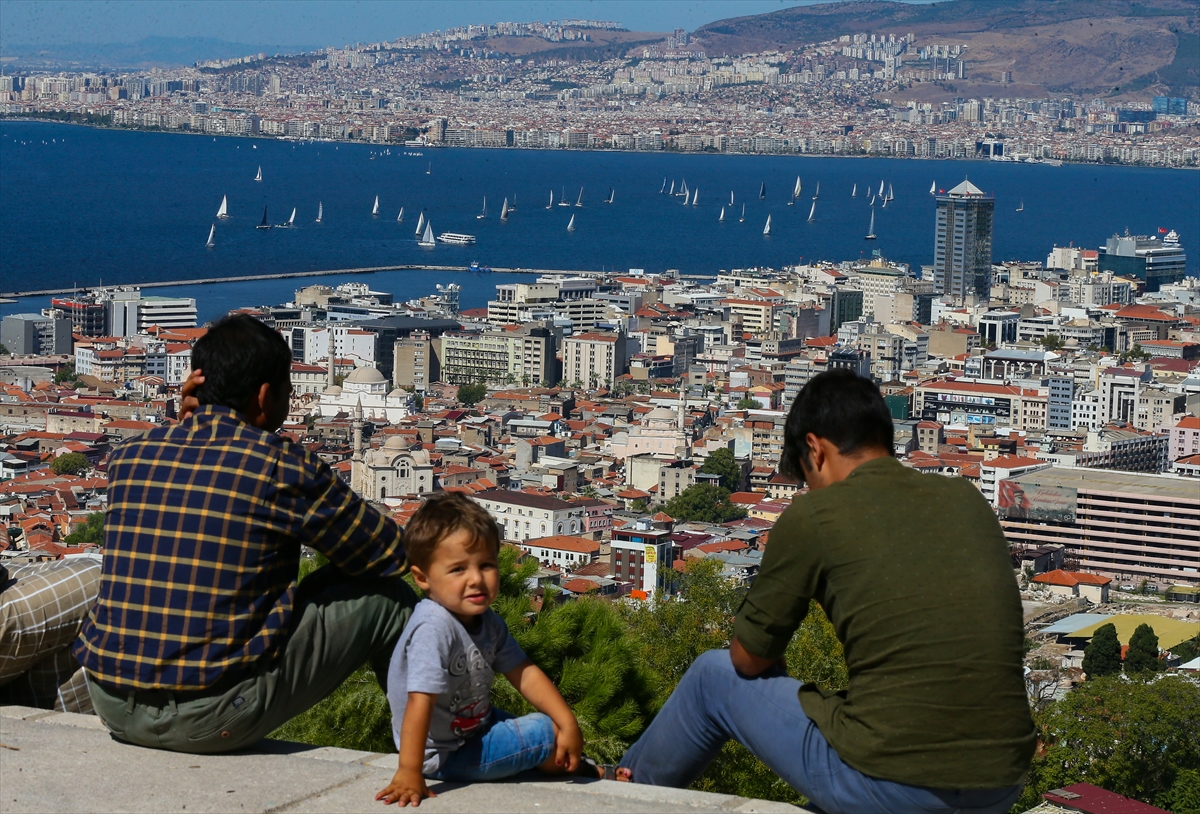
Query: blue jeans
430,710,556,782
618,650,1023,814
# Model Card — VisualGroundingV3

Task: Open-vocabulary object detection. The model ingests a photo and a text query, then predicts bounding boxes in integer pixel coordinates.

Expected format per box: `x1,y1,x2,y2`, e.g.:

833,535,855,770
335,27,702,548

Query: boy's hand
553,718,584,773
376,769,436,807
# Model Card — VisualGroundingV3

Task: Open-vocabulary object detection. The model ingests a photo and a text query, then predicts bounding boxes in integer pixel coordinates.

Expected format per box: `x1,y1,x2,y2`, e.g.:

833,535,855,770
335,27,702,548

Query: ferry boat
469,261,491,273
436,232,477,245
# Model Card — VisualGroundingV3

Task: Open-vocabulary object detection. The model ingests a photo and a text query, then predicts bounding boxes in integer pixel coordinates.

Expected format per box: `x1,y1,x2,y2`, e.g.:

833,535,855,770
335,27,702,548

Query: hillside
691,0,1199,101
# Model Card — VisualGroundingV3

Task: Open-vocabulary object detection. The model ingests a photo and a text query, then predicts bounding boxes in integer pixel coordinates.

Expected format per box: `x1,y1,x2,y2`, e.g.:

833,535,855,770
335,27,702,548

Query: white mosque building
315,364,411,424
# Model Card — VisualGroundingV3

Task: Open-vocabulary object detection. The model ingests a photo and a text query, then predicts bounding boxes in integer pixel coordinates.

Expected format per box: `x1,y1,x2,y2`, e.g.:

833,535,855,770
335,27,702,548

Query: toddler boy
377,493,585,807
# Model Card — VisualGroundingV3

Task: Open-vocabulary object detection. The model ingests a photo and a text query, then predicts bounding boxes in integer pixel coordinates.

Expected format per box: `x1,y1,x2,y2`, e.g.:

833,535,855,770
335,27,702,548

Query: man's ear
804,432,826,473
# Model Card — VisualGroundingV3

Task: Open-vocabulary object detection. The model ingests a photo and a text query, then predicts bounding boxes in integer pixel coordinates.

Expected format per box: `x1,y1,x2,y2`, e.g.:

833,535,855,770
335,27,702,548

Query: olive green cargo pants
89,565,416,754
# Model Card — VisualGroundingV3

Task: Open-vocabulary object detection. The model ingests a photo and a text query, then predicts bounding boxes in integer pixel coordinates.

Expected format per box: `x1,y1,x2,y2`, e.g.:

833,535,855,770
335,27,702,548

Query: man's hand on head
180,369,204,421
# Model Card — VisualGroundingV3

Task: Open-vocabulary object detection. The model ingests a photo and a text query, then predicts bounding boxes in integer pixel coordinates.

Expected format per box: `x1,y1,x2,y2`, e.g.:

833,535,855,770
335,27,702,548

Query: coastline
3,115,1193,172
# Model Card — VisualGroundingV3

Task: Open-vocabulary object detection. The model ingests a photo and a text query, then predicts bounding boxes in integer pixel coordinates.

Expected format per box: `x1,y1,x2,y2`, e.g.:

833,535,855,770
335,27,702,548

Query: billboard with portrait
997,479,1077,522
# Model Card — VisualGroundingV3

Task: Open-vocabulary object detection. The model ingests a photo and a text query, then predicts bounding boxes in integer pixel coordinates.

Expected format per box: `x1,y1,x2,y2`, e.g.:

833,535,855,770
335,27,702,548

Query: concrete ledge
0,711,809,813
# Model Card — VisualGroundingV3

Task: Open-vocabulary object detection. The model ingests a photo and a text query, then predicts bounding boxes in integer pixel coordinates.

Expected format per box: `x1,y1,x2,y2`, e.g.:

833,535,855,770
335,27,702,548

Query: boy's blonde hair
404,493,501,571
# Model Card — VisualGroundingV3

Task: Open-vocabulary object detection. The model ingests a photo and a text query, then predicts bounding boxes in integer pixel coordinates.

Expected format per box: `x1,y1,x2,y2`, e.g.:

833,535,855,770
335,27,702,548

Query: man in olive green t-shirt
617,370,1035,814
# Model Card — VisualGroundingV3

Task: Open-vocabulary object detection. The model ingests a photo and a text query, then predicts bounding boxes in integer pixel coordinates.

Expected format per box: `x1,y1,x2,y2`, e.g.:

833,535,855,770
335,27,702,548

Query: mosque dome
323,385,343,395
345,366,386,385
383,435,409,451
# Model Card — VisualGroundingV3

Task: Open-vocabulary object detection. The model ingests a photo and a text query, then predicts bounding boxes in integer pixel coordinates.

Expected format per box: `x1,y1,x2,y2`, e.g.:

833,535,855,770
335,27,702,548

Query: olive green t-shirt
733,456,1035,790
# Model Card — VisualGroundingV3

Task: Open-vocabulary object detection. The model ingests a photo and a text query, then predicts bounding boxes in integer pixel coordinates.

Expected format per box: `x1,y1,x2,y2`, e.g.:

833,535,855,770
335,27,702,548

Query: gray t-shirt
387,598,527,773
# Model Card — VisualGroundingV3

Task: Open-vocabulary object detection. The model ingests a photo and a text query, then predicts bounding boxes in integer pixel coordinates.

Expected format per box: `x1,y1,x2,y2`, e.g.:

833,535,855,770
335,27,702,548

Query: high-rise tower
933,179,994,302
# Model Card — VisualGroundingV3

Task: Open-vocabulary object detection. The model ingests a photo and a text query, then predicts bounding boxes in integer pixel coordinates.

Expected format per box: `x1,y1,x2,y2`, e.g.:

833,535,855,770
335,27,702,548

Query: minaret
326,327,336,390
677,380,686,434
352,395,364,461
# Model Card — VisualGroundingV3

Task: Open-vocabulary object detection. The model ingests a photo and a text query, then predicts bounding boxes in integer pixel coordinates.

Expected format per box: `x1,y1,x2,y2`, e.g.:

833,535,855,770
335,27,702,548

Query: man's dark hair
190,314,293,412
780,369,894,481
404,493,501,572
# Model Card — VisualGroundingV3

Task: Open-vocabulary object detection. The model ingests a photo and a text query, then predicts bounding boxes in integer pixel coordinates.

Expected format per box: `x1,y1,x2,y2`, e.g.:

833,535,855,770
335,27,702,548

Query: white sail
793,176,802,198
808,201,816,222
415,211,425,236
758,181,765,199
660,178,667,194
879,180,885,197
575,187,583,207
740,203,745,222
287,207,296,226
500,198,510,222
887,184,893,200
316,201,323,223
866,208,876,239
683,189,690,207
813,181,820,200
372,195,379,216
206,224,215,248
397,207,404,222
719,206,725,222
547,190,554,209
254,166,262,182
478,197,487,219
1016,198,1024,212
606,187,614,204
567,213,576,232
930,180,937,194
729,191,734,206
426,162,431,175
669,180,675,196
763,214,772,236
680,180,688,197
558,186,569,206
692,189,699,206
419,222,435,246
217,195,228,219
852,183,857,197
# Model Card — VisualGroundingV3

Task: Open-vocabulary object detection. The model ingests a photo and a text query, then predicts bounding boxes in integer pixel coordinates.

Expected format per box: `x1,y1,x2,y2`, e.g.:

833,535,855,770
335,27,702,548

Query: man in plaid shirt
75,314,416,753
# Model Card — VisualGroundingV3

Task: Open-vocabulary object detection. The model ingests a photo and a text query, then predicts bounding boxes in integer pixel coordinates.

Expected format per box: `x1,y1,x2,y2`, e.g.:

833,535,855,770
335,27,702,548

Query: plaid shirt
75,405,405,691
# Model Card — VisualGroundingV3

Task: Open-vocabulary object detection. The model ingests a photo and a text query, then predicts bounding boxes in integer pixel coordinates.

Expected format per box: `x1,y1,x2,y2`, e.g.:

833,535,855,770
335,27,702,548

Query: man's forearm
730,636,783,677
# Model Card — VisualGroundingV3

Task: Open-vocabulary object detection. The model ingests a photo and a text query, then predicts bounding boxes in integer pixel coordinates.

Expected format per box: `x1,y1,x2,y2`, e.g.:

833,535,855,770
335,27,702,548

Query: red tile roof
1032,569,1111,587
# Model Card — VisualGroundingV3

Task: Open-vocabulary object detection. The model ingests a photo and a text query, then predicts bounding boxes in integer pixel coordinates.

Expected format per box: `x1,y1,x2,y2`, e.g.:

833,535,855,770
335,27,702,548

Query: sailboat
205,224,216,248
852,183,857,197
500,198,510,222
284,207,296,227
758,181,765,200
510,194,517,212
868,193,875,206
789,176,801,204
605,187,614,204
397,207,404,222
678,180,688,199
371,196,380,216
692,189,699,207
878,180,885,197
477,197,487,219
881,196,888,209
719,206,725,222
668,179,676,196
426,162,431,175
930,180,937,195
418,221,436,247
414,211,425,236
739,203,746,222
729,191,734,206
547,190,554,209
575,187,584,208
763,214,772,236
1016,198,1025,212
558,186,570,207
216,195,229,219
256,206,271,229
808,201,816,222
316,201,323,223
567,213,576,232
813,181,820,200
254,166,262,182
865,208,877,240
886,184,894,201
660,178,667,194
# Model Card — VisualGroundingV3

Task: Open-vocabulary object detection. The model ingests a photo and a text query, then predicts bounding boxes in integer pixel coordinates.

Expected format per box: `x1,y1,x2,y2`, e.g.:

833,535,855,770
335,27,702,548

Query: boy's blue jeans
618,650,1024,814
430,710,556,782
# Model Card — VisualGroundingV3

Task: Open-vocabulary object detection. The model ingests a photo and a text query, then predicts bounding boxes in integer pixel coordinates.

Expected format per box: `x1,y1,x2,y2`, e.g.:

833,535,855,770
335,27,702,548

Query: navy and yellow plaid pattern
75,405,405,691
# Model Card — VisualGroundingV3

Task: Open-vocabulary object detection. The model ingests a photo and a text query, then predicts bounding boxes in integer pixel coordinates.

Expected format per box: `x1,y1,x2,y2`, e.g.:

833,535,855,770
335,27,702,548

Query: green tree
1082,622,1122,679
1038,334,1063,351
1125,623,1162,674
54,363,80,385
1016,675,1200,812
0,342,8,355
51,452,90,476
699,448,743,493
735,397,760,411
664,484,747,524
64,511,105,545
456,381,487,406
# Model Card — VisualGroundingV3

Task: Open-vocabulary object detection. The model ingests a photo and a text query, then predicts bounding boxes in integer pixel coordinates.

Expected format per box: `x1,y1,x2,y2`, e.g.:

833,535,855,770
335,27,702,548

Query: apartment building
998,468,1200,587
438,324,558,386
476,490,586,542
914,380,1049,431
564,332,627,388
393,330,436,392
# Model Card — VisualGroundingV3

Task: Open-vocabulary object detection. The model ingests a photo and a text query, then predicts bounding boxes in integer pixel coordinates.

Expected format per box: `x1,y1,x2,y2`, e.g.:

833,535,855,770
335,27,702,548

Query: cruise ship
436,232,477,245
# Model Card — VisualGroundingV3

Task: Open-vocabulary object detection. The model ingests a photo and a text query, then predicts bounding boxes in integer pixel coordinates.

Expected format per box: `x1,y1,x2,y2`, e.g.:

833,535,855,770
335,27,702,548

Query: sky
0,0,867,48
